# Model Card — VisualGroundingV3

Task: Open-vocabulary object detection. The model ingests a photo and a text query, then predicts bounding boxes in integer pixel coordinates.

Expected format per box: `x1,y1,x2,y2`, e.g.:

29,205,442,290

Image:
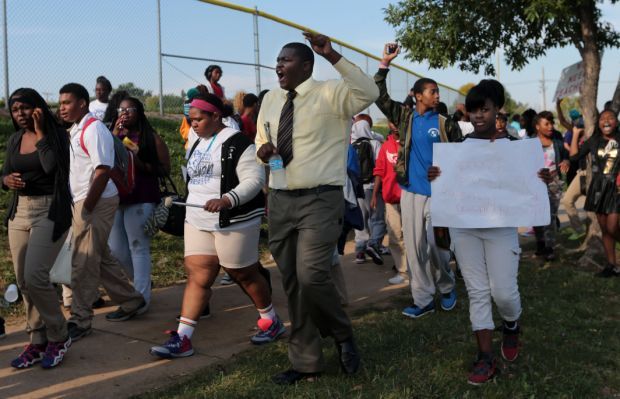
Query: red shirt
211,83,224,99
373,134,401,204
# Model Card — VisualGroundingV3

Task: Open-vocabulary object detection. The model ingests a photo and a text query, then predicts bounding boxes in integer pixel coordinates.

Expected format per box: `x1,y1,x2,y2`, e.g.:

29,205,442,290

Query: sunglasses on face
117,107,137,114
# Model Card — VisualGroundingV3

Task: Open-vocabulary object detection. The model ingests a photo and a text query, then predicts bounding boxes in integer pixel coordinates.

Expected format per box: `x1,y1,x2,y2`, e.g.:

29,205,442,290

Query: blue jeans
354,188,386,252
108,202,156,305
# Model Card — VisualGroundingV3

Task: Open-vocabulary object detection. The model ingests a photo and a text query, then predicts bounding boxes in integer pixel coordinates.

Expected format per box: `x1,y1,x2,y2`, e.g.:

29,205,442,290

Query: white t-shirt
542,145,556,172
69,113,118,202
458,121,475,136
186,127,247,231
89,100,109,121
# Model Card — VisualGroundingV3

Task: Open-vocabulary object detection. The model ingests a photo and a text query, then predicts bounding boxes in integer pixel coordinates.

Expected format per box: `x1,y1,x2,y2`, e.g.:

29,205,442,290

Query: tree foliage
384,0,620,76
115,82,153,100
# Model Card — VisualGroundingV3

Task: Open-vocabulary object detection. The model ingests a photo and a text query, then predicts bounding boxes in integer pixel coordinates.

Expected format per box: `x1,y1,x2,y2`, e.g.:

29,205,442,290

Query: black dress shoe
272,369,320,385
336,338,360,374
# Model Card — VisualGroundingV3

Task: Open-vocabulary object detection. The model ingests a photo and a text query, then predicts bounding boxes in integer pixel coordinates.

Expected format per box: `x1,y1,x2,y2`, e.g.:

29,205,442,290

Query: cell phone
575,117,584,129
387,43,398,54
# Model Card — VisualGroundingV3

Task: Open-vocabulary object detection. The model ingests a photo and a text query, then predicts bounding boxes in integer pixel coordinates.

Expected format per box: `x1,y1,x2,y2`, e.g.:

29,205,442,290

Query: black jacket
219,132,265,228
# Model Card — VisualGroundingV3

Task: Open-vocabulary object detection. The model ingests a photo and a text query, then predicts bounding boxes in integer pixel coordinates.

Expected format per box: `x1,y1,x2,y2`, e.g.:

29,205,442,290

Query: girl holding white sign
569,109,620,278
428,80,551,385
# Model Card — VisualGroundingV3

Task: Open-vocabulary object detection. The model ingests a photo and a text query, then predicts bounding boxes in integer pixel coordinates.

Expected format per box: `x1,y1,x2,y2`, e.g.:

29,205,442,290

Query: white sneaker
220,273,234,285
388,274,407,285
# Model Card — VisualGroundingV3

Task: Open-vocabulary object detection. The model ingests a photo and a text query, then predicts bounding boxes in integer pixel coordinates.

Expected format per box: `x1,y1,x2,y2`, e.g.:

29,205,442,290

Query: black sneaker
596,265,620,278
92,297,106,309
365,244,384,265
176,304,211,322
67,322,92,342
105,300,147,322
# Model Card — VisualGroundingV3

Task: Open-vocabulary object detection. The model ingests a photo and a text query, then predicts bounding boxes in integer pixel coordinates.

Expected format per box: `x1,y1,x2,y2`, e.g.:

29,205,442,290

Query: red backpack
80,118,135,196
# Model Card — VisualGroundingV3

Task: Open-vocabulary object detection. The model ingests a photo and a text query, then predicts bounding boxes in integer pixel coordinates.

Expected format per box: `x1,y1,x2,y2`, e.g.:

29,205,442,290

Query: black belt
274,185,341,197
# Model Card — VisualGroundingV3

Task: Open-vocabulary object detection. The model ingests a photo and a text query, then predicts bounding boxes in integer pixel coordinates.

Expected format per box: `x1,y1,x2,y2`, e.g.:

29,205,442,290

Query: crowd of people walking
1,32,618,387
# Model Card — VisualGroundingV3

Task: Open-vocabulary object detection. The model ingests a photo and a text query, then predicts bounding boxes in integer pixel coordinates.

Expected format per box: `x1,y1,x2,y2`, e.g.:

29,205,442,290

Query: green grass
133,234,619,399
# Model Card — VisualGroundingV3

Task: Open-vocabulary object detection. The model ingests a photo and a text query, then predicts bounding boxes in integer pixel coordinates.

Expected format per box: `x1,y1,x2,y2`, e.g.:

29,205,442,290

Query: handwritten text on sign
430,139,550,228
552,61,584,102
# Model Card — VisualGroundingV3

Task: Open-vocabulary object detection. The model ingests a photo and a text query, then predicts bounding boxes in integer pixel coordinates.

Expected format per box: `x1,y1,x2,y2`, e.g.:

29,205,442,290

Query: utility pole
540,66,547,110
496,48,500,81
3,0,8,109
156,0,164,115
253,6,261,94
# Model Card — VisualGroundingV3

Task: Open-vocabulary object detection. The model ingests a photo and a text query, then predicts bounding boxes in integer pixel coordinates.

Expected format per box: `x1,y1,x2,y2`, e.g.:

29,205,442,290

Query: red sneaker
467,353,497,386
501,325,520,362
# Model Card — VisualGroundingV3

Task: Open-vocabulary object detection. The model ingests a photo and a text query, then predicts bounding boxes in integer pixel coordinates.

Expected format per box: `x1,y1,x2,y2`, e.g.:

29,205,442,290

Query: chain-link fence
0,0,465,121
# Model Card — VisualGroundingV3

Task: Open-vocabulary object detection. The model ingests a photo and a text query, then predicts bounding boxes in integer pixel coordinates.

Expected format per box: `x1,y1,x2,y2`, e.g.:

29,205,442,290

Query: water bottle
269,154,287,189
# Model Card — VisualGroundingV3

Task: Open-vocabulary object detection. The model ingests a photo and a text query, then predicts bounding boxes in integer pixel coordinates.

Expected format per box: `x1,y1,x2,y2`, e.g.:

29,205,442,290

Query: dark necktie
277,90,296,167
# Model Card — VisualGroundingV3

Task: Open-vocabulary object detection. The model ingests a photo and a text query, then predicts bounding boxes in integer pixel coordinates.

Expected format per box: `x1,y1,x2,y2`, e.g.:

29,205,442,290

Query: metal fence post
156,0,164,115
365,56,370,114
3,0,8,109
253,6,261,94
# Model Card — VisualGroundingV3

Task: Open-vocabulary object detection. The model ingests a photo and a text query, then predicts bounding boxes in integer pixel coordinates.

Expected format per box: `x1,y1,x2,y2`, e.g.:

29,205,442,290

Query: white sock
257,304,276,320
177,317,197,339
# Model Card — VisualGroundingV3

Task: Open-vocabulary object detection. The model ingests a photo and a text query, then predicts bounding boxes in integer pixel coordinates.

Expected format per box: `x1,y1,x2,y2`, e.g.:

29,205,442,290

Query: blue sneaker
251,316,286,345
41,336,71,369
440,290,457,311
150,330,194,358
11,343,46,368
402,302,435,318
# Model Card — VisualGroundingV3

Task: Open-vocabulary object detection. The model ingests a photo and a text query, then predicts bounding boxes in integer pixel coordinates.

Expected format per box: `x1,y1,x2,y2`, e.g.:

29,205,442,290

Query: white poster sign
430,139,550,228
552,61,585,102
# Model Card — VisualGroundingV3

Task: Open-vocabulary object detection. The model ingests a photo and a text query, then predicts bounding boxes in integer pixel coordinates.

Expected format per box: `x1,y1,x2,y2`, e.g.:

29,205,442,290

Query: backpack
352,137,375,184
80,118,135,196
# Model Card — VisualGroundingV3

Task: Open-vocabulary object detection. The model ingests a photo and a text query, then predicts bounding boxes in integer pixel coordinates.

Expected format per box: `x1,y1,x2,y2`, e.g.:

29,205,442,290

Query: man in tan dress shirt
256,32,379,385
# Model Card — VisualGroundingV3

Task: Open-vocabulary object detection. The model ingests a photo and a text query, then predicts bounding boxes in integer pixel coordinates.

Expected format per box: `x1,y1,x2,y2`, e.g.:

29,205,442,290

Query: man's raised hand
303,32,332,55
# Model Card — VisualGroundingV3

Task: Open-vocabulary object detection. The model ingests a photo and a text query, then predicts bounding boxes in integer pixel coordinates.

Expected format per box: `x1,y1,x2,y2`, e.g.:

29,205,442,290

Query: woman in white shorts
150,93,285,359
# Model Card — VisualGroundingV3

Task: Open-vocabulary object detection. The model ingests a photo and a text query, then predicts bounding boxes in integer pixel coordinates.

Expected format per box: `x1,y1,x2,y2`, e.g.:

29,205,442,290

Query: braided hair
112,97,163,175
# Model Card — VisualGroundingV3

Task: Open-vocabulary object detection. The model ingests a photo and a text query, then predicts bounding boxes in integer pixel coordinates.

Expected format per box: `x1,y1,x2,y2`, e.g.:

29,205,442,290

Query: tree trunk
575,2,604,263
610,76,620,115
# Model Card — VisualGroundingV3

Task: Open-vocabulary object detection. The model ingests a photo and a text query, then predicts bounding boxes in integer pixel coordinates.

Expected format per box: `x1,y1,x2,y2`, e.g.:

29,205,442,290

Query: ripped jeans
108,202,156,305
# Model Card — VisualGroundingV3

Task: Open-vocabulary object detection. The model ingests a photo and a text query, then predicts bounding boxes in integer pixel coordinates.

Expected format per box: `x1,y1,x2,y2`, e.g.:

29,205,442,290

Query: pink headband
190,99,222,114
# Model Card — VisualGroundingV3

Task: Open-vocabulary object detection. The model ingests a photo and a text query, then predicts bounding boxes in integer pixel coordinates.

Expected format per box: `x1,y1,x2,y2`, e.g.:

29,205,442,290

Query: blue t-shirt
401,110,441,196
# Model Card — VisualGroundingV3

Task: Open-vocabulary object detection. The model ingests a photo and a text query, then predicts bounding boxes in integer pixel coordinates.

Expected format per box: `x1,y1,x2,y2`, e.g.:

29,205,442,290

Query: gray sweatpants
401,190,454,307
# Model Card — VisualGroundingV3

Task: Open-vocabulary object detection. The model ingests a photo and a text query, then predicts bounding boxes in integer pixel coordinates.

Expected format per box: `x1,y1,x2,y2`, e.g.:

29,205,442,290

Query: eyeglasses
117,107,137,114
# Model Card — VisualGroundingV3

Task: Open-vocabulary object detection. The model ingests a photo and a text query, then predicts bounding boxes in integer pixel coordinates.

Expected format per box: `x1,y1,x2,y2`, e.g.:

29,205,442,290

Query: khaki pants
69,196,143,329
8,195,68,344
385,203,408,277
268,189,352,373
561,169,585,232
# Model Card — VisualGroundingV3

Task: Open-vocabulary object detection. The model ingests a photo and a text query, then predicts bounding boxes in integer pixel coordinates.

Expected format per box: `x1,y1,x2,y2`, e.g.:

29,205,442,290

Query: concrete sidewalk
0,243,406,399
